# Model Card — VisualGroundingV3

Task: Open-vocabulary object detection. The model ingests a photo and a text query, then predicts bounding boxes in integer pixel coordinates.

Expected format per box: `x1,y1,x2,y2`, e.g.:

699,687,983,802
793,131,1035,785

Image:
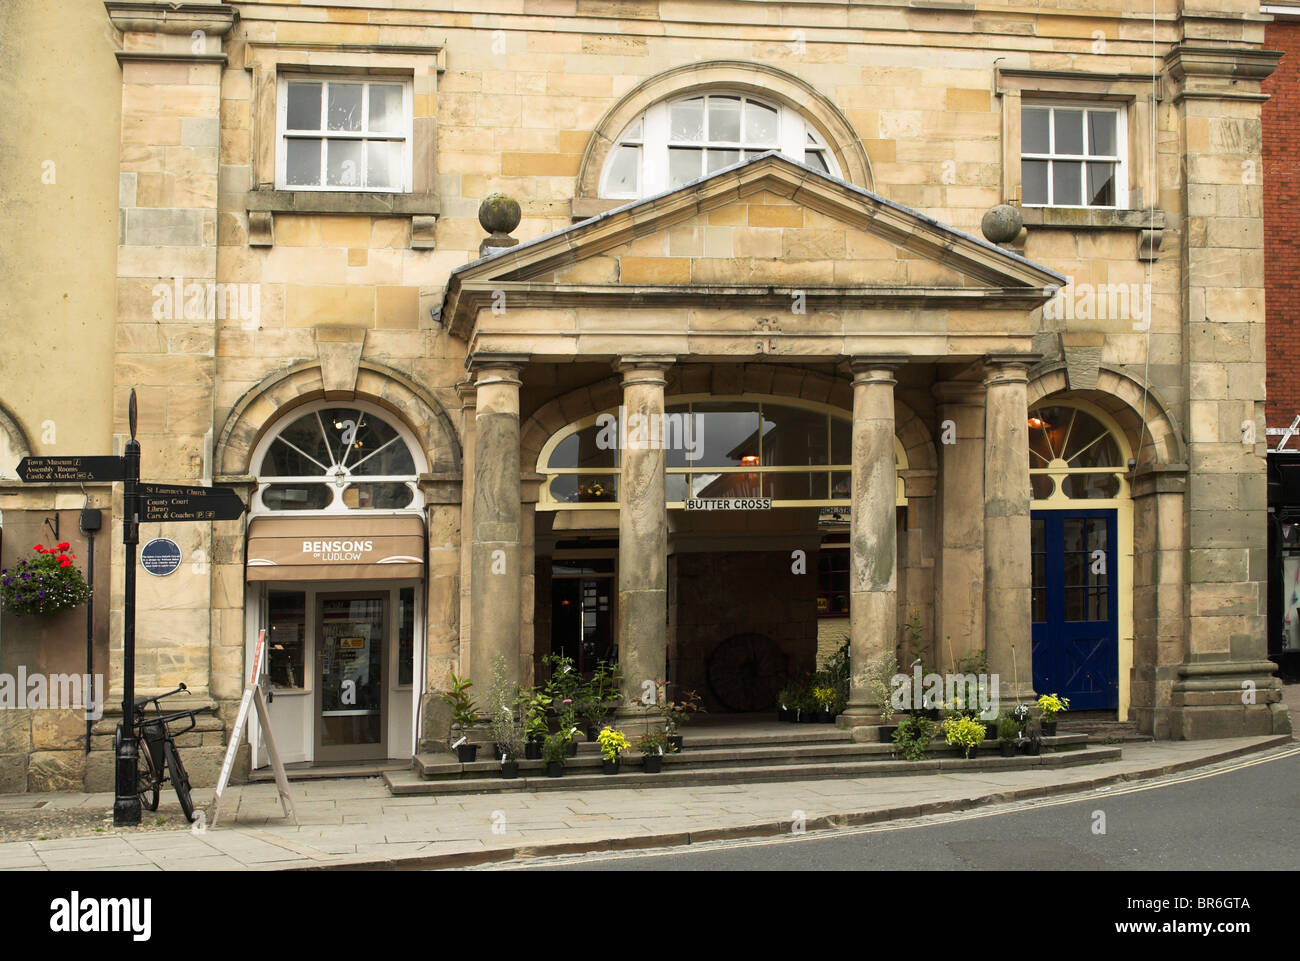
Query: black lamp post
113,389,141,827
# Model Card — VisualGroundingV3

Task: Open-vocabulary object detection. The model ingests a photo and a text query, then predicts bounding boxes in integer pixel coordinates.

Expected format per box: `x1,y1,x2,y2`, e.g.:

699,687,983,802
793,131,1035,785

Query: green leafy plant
519,686,552,740
578,659,625,728
439,671,477,742
943,715,987,757
1036,693,1070,722
542,729,571,765
857,649,899,723
1,543,91,616
485,656,526,759
812,685,837,710
997,713,1020,743
661,687,705,735
892,715,937,761
636,728,670,755
596,726,630,762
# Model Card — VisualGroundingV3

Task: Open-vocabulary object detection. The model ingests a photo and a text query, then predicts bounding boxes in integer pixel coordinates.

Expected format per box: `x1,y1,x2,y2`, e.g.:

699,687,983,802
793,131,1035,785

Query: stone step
385,745,1123,796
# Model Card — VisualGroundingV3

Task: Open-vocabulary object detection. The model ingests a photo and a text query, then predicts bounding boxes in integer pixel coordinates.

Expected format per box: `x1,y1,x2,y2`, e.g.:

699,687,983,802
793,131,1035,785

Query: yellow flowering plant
1036,693,1070,721
596,726,630,763
943,715,987,758
812,686,837,710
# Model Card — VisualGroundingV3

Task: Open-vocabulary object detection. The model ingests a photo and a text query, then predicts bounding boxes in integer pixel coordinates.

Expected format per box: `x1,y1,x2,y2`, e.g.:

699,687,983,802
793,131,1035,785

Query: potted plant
520,686,550,759
661,687,704,750
0,543,92,617
892,714,937,761
943,715,986,759
996,714,1019,757
439,671,479,763
542,730,570,777
637,729,670,772
1036,693,1069,736
596,726,630,774
776,686,795,722
856,649,900,742
812,684,837,723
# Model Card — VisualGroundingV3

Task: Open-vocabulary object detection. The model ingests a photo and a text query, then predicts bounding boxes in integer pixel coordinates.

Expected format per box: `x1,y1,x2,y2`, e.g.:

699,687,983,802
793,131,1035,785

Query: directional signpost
16,389,247,826
139,483,246,523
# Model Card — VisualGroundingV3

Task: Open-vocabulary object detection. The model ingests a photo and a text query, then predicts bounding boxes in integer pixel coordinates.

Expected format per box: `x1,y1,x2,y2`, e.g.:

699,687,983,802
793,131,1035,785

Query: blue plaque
141,537,182,576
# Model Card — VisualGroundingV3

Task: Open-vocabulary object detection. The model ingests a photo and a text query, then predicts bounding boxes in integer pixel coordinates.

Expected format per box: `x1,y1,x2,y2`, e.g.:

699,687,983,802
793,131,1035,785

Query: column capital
848,355,907,380
454,379,478,406
616,355,674,384
467,353,527,385
982,352,1039,384
932,379,986,406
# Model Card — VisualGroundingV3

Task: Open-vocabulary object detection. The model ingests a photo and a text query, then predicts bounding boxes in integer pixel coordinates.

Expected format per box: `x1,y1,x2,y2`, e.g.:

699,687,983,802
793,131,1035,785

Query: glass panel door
315,592,387,762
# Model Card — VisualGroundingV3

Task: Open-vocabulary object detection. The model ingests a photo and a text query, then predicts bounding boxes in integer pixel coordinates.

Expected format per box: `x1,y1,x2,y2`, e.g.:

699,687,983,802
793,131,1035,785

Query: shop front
241,402,429,767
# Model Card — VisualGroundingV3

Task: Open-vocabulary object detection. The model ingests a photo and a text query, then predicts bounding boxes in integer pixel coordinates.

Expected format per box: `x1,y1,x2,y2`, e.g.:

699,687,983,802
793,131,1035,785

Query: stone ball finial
981,204,1023,244
478,193,521,235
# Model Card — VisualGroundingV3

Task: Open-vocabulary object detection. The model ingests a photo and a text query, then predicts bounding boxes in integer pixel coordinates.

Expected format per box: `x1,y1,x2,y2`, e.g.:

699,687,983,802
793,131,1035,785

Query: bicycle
114,683,212,823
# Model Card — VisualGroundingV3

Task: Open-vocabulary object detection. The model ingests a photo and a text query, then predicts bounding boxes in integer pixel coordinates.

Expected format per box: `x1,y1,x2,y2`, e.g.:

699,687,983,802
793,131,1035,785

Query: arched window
251,401,426,514
600,93,841,199
1028,404,1128,503
539,396,904,509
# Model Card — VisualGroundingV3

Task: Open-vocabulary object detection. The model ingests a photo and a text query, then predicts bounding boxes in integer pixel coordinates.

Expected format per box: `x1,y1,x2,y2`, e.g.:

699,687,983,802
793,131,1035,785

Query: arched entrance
535,392,910,713
1028,399,1133,715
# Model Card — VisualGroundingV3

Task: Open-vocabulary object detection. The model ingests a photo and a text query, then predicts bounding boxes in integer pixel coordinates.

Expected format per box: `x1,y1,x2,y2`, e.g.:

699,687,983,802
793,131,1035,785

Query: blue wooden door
1030,510,1119,710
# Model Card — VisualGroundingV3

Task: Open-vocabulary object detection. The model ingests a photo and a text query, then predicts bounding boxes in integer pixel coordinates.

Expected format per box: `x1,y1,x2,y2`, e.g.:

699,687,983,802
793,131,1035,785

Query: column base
1168,660,1291,739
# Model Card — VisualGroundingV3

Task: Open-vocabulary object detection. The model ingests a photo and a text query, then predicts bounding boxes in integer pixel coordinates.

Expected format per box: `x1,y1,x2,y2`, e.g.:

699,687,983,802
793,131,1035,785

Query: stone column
843,358,904,725
983,355,1034,705
616,357,672,727
469,360,525,692
933,381,987,663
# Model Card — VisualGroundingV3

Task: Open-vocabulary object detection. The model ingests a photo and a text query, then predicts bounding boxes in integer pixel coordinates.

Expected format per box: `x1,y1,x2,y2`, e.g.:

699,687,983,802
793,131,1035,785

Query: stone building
0,0,1292,790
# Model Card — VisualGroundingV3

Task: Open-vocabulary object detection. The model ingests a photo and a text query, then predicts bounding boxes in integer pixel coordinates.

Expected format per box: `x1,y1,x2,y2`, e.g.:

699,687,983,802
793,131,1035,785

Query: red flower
33,544,44,553
57,542,70,551
58,557,71,568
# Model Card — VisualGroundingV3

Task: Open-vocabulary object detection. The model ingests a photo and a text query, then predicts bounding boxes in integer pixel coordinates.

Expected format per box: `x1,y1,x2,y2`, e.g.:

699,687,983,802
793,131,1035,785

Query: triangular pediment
442,152,1064,339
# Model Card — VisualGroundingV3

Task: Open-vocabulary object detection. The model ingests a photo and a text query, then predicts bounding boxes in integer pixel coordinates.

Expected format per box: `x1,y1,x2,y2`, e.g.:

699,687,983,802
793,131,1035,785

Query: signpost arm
114,390,142,827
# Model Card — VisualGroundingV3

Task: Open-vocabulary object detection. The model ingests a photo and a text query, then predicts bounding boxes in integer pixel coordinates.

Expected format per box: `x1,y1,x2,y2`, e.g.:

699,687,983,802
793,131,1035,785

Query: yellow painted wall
0,0,119,465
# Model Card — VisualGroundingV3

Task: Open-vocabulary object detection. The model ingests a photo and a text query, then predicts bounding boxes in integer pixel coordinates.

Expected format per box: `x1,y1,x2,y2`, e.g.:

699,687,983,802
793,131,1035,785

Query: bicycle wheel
163,741,196,823
138,740,161,812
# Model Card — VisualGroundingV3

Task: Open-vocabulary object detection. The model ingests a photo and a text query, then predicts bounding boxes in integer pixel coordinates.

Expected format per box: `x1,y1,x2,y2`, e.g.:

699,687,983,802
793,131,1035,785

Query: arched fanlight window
600,93,841,199
539,396,905,509
251,401,426,514
1028,404,1128,503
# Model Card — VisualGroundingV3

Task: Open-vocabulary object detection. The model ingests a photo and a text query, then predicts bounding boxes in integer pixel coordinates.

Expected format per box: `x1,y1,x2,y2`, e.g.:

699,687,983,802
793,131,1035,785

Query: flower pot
1018,739,1041,756
456,743,478,763
586,725,602,742
601,759,620,775
817,709,835,723
999,741,1016,758
778,708,794,722
878,726,898,744
500,761,519,779
1042,720,1058,737
667,735,684,752
565,741,578,758
545,762,564,777
643,755,663,773
524,741,542,760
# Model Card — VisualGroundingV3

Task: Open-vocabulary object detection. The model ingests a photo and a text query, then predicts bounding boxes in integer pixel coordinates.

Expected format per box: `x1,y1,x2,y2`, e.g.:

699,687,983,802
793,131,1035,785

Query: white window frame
249,399,428,516
275,74,414,193
600,92,841,199
1020,101,1128,209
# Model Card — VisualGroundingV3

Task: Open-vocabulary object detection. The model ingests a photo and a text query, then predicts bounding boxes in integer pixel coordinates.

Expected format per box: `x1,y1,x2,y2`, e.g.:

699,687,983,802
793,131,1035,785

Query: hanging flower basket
0,544,91,617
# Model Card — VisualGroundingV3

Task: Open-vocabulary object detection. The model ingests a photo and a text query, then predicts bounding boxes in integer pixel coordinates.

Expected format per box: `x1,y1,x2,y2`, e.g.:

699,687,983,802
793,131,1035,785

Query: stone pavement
0,733,1292,871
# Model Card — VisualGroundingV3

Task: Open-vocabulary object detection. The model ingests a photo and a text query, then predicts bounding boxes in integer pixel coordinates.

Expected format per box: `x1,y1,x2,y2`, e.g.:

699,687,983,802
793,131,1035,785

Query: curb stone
293,735,1293,871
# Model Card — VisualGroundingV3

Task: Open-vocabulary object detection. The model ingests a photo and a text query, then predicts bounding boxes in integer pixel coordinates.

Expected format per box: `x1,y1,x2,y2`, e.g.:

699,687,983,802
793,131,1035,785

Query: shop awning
246,515,424,582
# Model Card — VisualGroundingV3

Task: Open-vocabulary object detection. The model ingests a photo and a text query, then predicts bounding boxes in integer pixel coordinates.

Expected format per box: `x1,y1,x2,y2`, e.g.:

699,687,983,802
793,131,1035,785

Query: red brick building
1264,2,1300,675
